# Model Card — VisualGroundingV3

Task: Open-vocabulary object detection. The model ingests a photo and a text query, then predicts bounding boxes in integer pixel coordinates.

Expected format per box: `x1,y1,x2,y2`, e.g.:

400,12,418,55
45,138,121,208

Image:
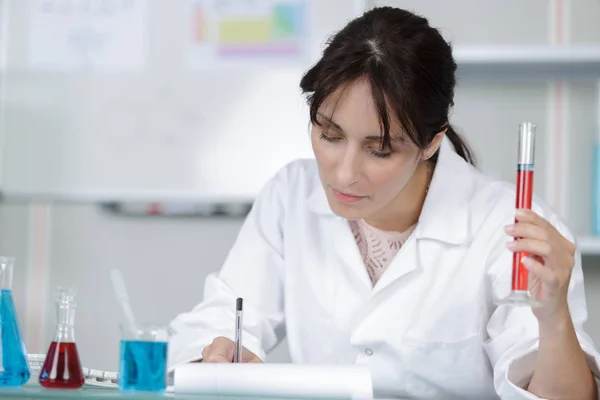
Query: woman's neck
365,161,432,232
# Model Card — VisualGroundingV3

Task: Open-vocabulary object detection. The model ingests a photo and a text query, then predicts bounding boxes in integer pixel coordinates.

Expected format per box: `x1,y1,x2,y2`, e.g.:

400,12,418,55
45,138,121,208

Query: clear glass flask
0,257,31,386
39,288,84,389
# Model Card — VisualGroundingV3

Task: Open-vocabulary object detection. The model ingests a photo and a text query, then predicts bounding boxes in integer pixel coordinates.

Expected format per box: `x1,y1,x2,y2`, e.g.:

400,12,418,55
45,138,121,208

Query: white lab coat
169,137,600,399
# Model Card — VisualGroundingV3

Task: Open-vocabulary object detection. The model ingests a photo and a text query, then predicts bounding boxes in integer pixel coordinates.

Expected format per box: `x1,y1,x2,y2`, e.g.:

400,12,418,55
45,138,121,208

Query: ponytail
445,125,475,166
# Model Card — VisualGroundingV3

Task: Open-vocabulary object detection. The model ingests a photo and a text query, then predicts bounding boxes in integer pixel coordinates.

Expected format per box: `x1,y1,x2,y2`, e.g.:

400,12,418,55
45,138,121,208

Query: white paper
187,0,310,69
173,363,373,400
28,0,147,70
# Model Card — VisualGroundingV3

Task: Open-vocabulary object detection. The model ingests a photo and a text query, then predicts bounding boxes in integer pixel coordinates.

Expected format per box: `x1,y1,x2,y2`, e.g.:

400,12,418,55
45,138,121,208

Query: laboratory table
0,386,352,400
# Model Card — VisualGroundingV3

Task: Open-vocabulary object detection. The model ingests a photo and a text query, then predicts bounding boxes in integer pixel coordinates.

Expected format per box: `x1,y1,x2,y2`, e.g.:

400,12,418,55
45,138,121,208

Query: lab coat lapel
331,217,373,292
371,235,419,296
308,183,373,291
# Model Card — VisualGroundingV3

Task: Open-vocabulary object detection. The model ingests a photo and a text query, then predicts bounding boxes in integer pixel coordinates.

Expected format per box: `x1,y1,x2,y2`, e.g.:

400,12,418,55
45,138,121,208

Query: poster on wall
28,0,147,70
187,0,310,69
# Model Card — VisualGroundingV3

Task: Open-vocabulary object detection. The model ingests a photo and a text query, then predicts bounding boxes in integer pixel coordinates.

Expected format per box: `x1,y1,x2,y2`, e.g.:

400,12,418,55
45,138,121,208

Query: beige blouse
349,219,416,285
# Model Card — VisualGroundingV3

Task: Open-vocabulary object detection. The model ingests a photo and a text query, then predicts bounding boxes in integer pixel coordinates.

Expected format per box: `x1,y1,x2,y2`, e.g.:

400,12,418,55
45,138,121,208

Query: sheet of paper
187,0,310,69
28,0,147,70
173,363,373,400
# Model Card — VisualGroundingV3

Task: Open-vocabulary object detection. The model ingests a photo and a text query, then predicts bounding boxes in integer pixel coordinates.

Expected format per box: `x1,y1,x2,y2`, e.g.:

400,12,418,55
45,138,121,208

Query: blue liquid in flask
0,258,30,386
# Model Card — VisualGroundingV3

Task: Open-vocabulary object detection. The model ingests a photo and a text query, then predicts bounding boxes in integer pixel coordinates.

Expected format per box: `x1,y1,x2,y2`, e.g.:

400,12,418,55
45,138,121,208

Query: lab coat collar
307,135,473,245
415,136,473,245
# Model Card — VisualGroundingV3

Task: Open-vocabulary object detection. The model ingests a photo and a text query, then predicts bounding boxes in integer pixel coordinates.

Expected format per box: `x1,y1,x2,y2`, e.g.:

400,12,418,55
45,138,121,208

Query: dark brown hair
300,6,475,165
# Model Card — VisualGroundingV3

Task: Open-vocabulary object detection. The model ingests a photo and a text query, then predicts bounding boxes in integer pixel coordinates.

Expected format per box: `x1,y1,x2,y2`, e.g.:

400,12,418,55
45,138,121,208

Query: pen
234,297,243,363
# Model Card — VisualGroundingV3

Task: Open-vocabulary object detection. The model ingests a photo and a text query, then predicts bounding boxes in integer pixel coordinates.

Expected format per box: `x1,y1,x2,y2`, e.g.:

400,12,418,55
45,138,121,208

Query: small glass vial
39,288,84,389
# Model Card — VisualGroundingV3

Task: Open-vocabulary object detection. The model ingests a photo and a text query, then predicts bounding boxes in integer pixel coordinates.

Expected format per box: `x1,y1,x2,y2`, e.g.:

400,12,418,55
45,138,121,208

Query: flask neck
55,325,76,342
0,258,14,291
54,292,77,343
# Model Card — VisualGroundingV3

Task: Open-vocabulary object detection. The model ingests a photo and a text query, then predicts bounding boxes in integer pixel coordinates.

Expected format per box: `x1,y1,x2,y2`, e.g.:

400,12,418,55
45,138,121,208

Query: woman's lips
332,189,367,204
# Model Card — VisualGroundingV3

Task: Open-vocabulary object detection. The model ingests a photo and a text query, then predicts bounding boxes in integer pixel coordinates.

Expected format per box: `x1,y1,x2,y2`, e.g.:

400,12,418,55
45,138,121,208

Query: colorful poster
28,0,147,70
187,0,309,68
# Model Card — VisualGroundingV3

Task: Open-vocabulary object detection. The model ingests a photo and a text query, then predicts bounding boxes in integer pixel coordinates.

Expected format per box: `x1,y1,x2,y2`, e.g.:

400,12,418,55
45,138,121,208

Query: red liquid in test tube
512,167,534,290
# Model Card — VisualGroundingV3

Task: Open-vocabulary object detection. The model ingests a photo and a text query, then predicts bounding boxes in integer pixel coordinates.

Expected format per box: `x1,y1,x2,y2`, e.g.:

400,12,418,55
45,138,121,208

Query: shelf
455,45,600,65
454,45,600,80
578,236,600,255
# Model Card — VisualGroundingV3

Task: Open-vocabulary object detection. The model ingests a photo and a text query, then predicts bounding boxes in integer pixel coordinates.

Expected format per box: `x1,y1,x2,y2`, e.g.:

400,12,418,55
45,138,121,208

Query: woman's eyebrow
364,135,406,143
316,113,344,131
317,113,406,143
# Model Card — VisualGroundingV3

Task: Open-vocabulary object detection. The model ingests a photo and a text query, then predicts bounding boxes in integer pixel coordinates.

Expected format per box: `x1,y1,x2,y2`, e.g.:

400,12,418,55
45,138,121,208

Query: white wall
1,0,600,374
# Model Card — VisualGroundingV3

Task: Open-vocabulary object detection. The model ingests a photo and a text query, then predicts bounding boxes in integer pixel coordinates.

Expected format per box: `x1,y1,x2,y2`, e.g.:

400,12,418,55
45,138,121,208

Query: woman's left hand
504,208,576,323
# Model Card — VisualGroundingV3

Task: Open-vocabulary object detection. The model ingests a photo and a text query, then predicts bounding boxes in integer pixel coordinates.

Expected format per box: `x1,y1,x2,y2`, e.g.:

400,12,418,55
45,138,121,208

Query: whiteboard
0,0,360,202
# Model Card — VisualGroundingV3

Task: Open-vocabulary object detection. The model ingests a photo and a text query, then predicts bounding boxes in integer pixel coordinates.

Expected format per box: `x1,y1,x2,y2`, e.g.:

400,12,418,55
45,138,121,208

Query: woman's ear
424,131,446,160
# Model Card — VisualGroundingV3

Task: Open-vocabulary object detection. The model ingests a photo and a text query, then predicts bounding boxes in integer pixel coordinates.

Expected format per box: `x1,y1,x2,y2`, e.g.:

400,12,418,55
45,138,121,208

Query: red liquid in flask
39,341,84,389
511,167,534,291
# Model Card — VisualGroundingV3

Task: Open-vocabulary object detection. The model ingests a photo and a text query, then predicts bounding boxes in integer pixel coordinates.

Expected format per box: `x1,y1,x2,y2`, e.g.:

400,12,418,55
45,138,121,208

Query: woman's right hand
201,336,262,363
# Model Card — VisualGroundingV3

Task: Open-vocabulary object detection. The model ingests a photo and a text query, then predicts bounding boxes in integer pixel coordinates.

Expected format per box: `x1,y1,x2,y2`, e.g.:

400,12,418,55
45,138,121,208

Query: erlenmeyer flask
0,257,30,386
39,288,84,389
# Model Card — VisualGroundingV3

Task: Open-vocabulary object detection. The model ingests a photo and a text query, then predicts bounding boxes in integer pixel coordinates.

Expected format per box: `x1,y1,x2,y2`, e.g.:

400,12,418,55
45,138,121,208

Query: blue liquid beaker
118,324,169,392
0,257,30,386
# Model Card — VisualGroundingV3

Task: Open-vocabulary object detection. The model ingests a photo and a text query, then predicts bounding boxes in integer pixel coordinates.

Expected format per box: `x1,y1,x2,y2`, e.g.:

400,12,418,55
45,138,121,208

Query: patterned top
349,219,416,285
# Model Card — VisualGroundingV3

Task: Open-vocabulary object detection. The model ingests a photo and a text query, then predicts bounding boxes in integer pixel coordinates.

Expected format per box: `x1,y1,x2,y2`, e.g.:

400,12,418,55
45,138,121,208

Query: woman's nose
335,150,361,188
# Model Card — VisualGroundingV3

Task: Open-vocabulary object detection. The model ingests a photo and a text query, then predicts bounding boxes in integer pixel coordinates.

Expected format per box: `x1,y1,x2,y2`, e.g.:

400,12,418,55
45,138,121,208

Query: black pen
233,298,243,363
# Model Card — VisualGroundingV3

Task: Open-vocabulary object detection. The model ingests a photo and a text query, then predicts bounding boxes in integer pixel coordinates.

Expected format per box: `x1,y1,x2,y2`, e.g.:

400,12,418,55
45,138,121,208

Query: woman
168,7,600,399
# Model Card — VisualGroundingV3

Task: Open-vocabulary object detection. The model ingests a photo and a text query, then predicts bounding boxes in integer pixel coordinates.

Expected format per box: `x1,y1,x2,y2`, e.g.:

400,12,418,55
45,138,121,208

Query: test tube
498,122,541,307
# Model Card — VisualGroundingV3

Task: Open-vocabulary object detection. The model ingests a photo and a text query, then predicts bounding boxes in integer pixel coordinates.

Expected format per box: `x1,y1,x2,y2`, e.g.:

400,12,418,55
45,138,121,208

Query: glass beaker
118,323,169,392
0,257,30,386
